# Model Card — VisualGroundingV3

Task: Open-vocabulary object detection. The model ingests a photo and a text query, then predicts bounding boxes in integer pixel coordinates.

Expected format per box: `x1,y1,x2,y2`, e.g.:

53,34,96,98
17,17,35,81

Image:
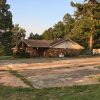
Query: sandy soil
0,71,29,88
0,56,100,71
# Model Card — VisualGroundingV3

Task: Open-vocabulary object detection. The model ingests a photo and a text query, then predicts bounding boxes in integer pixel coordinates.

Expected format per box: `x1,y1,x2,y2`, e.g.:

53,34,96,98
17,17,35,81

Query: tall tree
84,0,97,3
63,13,75,38
71,0,100,52
42,27,54,40
0,0,13,32
28,32,34,39
42,13,75,40
28,33,43,40
84,0,100,50
53,21,65,39
0,0,13,55
12,24,26,46
43,21,65,40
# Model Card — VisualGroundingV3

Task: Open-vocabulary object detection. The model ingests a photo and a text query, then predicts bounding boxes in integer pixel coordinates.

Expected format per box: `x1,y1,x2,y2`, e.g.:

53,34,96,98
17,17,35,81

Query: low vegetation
0,84,100,100
0,56,14,60
88,75,100,82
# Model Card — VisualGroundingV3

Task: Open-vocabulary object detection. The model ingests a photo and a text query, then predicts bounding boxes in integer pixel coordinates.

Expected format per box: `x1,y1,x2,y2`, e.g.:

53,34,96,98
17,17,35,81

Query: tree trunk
89,33,93,55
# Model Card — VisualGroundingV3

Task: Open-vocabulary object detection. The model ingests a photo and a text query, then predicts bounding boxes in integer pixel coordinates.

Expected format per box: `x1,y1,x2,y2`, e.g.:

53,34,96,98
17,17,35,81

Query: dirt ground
0,56,100,88
0,71,29,88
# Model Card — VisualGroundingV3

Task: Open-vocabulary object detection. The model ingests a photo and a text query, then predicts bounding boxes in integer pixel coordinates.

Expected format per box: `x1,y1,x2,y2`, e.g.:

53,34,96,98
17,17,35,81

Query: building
12,39,84,57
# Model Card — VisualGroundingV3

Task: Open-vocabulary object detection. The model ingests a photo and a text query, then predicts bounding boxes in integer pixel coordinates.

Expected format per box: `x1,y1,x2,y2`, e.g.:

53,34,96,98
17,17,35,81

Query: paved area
0,56,100,88
19,66,100,88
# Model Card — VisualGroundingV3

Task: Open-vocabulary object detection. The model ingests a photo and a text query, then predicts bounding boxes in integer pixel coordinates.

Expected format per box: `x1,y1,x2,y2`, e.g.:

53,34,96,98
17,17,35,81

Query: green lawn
0,56,14,60
0,56,30,60
0,84,100,100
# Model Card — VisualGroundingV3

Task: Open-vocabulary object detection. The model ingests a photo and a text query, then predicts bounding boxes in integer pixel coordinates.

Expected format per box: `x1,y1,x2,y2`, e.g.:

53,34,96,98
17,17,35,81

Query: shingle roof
23,39,53,47
16,39,83,49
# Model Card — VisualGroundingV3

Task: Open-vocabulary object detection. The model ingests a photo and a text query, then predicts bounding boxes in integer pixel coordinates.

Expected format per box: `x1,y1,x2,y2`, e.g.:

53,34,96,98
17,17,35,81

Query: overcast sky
7,0,83,37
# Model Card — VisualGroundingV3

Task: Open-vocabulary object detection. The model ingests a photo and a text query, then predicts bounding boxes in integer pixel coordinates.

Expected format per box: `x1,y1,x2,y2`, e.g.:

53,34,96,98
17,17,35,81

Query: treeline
42,13,74,40
28,13,74,41
0,0,26,55
0,0,100,56
29,0,100,50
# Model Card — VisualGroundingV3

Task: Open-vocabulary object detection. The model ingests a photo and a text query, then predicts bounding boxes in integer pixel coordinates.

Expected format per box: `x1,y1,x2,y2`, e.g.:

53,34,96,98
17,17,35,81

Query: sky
7,0,83,37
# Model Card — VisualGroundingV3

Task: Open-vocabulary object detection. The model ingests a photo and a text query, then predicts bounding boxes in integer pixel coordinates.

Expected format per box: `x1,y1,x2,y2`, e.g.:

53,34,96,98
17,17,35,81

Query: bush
0,49,4,56
65,49,80,57
0,46,4,56
15,50,30,58
80,49,90,55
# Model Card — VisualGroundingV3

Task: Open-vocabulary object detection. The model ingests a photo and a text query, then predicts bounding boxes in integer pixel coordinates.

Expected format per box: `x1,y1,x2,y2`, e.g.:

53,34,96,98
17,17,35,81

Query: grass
0,56,14,60
0,84,100,100
0,56,67,63
0,56,32,60
88,75,100,82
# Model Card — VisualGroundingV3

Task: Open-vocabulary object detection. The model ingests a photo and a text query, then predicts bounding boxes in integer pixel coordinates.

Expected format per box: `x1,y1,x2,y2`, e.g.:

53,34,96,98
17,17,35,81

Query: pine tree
0,0,13,55
12,24,26,46
71,0,100,53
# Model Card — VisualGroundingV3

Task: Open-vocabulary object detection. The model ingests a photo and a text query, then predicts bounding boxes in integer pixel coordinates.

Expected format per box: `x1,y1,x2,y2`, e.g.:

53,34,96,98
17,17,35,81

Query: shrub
80,49,90,55
15,50,30,58
0,45,4,56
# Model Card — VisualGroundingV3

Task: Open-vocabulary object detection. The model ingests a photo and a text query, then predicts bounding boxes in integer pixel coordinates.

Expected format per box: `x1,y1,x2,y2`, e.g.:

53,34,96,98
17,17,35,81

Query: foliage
84,0,98,3
0,44,4,55
0,0,13,55
42,14,74,40
0,56,13,60
80,49,91,55
12,24,26,46
42,1,100,50
15,50,30,58
28,33,43,40
0,0,100,55
0,31,13,55
42,27,54,40
63,13,75,38
0,1,27,55
71,1,100,49
0,0,13,31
